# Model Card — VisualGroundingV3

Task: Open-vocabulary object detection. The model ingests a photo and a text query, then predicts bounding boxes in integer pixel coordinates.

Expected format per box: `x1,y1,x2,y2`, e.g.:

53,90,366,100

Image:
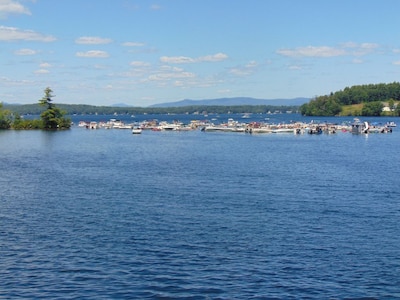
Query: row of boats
78,118,396,135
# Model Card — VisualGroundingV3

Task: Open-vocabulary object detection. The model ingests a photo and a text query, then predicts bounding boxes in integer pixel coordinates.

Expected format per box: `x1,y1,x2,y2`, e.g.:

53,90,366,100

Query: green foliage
12,115,43,129
388,99,395,111
0,102,12,129
38,87,71,130
361,101,383,116
301,82,400,116
299,96,341,116
39,87,55,109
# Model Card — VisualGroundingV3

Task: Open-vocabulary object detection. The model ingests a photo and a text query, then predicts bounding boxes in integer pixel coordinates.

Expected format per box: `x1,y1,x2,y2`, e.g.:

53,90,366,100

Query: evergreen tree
39,87,71,129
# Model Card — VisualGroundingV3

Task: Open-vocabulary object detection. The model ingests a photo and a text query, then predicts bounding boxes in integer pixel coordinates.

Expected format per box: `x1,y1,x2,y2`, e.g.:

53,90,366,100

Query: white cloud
0,76,33,87
277,43,380,58
160,52,228,64
75,36,113,45
14,48,37,55
393,61,400,66
76,50,109,58
348,43,379,56
0,26,56,42
130,61,151,67
160,56,195,64
0,0,31,18
34,69,50,74
198,53,228,62
288,65,303,70
122,41,145,47
277,46,346,58
146,65,195,82
229,60,258,76
148,71,195,81
39,62,52,68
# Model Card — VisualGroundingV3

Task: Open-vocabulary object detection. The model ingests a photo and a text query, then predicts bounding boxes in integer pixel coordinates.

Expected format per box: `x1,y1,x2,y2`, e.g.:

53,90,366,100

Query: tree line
5,103,299,116
299,82,400,116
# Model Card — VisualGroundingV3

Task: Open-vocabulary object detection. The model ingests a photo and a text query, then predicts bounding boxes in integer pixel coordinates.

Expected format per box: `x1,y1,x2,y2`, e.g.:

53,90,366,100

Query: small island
0,87,71,130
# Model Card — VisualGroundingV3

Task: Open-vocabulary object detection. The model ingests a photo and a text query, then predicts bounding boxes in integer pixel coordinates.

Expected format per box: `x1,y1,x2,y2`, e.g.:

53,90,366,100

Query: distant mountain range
149,97,310,107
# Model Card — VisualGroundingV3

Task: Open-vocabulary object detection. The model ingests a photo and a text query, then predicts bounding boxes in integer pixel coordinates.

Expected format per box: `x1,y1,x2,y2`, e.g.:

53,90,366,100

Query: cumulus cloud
0,26,56,42
76,50,109,58
160,52,228,64
75,36,113,45
14,48,37,55
0,0,31,18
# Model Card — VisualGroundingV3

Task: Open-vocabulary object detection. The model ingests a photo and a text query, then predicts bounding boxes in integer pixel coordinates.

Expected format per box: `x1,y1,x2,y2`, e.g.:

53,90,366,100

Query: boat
132,127,142,134
386,121,397,127
89,121,98,129
307,126,323,134
78,121,89,127
272,128,296,134
351,119,369,134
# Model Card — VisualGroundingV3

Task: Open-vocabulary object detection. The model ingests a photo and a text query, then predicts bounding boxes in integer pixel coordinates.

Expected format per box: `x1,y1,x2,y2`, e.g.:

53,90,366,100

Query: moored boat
132,127,142,134
351,119,369,134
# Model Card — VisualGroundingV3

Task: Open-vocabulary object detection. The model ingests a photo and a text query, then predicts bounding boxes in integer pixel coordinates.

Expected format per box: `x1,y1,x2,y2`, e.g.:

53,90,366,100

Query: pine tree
39,87,71,129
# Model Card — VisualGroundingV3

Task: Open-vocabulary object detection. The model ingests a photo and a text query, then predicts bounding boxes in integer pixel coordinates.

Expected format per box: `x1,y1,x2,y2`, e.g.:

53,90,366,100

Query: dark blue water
1,115,400,299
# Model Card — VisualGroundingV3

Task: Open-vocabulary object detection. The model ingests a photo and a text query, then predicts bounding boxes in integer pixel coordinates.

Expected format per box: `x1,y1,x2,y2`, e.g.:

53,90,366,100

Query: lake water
1,114,400,299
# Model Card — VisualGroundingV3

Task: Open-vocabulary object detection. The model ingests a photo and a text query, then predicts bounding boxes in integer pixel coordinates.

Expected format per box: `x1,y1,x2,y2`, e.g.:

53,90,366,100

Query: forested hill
300,82,400,116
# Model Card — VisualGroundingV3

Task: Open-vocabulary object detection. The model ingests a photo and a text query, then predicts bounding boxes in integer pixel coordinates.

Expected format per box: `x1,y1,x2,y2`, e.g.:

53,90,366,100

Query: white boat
132,127,142,134
89,121,98,129
386,121,397,127
78,121,89,127
161,123,181,131
271,128,296,134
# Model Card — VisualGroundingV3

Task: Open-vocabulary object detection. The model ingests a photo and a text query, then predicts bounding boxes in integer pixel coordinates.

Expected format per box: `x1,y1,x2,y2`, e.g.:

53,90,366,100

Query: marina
76,115,396,135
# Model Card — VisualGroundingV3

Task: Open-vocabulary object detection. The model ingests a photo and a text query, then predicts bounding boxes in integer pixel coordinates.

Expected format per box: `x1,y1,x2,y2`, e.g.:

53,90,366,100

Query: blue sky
1,0,400,106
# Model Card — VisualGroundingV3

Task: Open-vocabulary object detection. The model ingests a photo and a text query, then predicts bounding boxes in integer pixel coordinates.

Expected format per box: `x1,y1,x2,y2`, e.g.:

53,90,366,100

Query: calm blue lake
1,114,400,299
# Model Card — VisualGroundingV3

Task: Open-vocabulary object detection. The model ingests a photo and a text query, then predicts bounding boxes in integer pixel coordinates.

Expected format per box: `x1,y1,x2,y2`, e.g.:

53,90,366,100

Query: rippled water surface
1,116,400,299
